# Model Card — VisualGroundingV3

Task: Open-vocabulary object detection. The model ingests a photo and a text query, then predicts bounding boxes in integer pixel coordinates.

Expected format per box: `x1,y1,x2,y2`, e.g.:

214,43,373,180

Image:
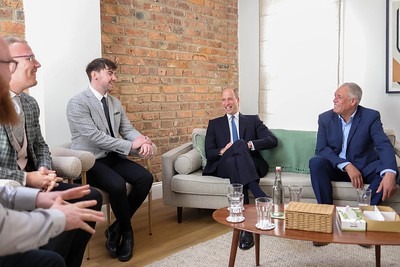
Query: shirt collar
89,85,108,102
228,112,239,120
338,108,357,124
9,91,18,98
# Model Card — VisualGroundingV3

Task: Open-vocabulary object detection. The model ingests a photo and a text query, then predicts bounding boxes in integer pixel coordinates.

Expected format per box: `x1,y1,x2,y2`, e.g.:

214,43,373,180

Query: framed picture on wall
386,0,400,93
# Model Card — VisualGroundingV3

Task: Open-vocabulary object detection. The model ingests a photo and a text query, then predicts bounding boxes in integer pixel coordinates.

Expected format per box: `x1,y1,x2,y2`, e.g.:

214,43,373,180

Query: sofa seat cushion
171,170,231,196
170,170,400,209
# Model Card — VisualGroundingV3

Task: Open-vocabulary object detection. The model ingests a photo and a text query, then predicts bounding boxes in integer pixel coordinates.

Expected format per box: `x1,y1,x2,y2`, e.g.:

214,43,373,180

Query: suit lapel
238,113,247,139
221,115,231,144
348,108,361,145
86,89,110,129
3,125,19,152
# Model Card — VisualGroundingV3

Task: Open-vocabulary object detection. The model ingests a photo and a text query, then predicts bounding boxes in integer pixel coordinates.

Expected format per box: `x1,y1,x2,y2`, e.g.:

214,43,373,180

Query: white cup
255,197,275,230
226,192,245,223
356,188,371,206
288,185,303,202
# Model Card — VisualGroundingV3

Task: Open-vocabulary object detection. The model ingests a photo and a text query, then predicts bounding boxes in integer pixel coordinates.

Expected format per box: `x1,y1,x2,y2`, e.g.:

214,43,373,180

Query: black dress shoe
118,230,134,262
313,242,329,247
238,231,254,250
105,223,121,257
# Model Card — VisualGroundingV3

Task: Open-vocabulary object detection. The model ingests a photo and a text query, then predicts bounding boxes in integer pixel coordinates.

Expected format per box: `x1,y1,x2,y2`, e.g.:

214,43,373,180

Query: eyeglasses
0,59,18,74
13,54,36,63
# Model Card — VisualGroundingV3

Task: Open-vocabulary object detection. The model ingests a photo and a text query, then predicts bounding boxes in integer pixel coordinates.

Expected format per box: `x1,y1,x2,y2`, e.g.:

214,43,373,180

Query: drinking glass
356,188,371,206
228,183,243,194
227,183,244,210
226,192,245,223
255,197,275,230
288,185,303,202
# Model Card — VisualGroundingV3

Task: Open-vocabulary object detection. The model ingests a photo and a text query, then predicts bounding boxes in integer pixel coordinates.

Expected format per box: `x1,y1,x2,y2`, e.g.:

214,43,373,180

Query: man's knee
309,156,328,172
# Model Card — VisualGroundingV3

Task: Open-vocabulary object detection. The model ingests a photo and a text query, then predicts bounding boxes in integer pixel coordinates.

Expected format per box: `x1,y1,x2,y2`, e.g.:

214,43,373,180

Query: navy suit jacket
203,113,277,177
315,105,397,178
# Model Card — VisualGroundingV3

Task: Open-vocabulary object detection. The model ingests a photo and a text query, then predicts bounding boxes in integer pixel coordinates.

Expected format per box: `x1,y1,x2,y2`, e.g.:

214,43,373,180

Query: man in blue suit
310,82,398,207
203,88,278,250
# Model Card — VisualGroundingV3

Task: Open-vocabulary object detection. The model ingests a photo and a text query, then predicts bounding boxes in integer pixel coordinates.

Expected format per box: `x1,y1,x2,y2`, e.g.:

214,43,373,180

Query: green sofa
162,128,400,222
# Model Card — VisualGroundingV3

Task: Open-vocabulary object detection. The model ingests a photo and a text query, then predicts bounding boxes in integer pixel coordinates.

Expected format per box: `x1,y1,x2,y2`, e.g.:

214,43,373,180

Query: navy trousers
87,152,153,232
309,156,383,205
213,140,267,203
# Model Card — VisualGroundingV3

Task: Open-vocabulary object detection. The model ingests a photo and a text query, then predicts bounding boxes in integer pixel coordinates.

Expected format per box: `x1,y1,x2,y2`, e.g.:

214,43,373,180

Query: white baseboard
147,181,162,201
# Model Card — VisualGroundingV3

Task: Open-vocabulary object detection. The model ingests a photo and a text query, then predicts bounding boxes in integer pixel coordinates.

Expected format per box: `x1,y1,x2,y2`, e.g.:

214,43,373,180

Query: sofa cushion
260,129,317,174
192,128,207,168
174,148,202,174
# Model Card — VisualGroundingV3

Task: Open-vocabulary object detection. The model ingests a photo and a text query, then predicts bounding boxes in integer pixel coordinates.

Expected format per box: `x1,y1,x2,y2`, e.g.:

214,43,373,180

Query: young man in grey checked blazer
67,58,156,262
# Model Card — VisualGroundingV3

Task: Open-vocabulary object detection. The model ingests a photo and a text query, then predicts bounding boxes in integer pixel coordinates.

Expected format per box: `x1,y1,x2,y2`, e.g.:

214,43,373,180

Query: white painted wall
239,0,400,136
238,0,259,115
23,0,101,147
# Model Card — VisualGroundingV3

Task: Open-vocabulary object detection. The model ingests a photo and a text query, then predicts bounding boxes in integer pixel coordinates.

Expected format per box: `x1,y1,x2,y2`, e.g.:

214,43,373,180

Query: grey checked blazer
0,93,52,185
67,88,141,159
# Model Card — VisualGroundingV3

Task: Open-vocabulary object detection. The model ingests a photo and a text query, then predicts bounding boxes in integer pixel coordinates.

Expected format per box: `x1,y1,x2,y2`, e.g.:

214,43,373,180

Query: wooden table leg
229,229,240,267
375,245,381,267
255,233,260,267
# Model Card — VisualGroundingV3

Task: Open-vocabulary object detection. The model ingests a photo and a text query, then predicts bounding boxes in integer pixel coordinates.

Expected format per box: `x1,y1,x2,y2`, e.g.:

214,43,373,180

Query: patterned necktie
231,115,239,142
101,97,115,137
12,95,25,146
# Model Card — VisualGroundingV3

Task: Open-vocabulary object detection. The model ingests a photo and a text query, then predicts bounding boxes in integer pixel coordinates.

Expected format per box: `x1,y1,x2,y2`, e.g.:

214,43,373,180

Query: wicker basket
285,202,334,233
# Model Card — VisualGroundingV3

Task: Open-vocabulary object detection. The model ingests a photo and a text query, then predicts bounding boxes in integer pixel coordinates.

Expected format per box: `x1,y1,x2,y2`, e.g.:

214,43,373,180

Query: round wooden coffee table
213,204,400,267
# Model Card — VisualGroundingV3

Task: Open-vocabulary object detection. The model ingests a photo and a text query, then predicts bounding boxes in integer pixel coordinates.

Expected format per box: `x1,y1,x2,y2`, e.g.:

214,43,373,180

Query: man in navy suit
310,82,398,207
203,88,278,250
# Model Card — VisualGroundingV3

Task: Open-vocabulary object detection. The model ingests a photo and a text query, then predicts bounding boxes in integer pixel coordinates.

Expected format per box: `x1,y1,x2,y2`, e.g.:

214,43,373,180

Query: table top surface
212,204,400,246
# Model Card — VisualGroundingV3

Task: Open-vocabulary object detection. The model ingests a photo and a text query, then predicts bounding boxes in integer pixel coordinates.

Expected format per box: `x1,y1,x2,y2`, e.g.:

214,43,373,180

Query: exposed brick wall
0,0,239,181
0,0,24,37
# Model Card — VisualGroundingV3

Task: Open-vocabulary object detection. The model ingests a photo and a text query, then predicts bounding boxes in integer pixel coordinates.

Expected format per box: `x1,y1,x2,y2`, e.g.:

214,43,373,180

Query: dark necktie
101,97,115,137
231,116,239,142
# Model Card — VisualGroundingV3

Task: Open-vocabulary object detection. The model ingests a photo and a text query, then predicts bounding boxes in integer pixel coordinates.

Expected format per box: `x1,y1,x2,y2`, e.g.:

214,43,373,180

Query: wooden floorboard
81,199,230,267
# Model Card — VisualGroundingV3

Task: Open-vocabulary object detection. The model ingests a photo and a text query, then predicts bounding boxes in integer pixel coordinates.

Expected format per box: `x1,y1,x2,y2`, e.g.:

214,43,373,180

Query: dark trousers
41,183,102,267
87,153,153,232
0,249,65,267
309,156,383,205
214,140,266,203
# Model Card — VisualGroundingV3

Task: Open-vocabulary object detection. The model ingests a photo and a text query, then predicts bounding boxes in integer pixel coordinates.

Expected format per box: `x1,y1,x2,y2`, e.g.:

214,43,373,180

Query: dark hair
85,58,117,81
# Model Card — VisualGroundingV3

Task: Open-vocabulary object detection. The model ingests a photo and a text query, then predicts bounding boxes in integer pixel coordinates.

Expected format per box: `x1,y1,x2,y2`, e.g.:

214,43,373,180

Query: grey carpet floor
146,232,399,266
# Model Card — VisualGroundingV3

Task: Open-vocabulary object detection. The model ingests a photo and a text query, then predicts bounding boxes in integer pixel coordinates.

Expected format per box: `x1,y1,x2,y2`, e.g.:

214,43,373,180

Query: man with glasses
0,36,103,267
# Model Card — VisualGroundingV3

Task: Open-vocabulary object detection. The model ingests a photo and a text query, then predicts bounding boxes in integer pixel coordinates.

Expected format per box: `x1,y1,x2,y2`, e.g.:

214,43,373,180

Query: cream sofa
162,128,400,223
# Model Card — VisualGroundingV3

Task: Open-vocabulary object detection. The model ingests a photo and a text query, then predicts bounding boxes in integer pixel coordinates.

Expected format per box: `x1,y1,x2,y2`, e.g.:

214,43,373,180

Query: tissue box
359,206,400,233
336,206,366,231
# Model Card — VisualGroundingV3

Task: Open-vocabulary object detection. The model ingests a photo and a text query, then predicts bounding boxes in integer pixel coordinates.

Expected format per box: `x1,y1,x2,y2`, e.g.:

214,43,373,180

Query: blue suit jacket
203,113,277,177
315,106,397,177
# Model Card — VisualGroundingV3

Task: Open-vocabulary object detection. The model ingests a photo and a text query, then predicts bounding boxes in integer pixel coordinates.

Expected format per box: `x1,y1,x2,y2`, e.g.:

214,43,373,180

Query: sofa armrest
162,142,193,203
393,139,400,158
50,144,95,172
0,179,21,187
